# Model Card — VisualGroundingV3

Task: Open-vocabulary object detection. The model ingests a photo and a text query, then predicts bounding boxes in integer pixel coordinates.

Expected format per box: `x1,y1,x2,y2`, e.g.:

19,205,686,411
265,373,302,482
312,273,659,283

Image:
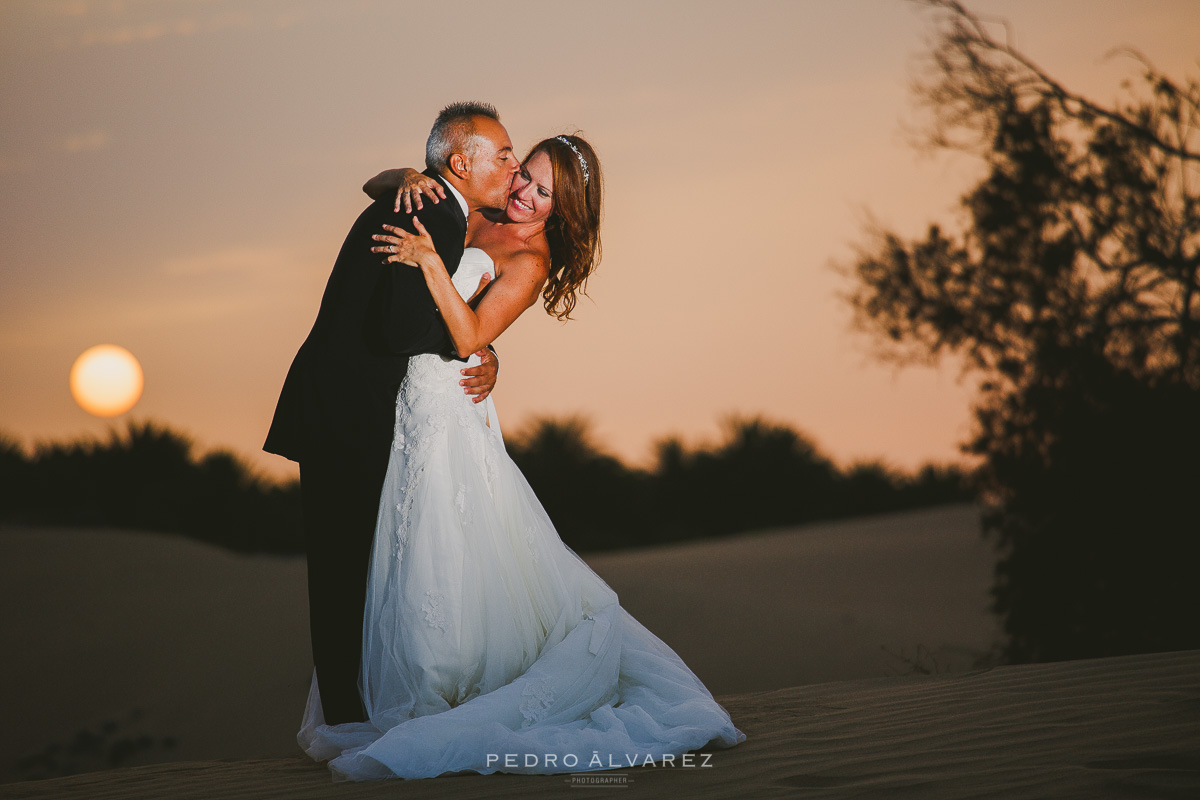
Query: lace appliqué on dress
455,485,472,524
393,503,409,563
422,589,449,632
392,357,458,565
518,678,555,726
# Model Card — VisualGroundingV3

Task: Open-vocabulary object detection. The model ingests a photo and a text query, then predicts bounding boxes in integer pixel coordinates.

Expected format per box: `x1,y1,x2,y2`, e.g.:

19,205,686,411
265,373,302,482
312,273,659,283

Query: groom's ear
447,152,471,180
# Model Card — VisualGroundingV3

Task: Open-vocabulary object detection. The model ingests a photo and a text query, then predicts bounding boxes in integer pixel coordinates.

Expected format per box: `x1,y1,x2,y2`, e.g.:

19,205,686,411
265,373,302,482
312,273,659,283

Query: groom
264,102,519,724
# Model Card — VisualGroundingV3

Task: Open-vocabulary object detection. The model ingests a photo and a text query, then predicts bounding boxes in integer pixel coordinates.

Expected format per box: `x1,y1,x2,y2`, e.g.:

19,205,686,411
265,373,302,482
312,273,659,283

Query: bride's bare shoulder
500,247,550,286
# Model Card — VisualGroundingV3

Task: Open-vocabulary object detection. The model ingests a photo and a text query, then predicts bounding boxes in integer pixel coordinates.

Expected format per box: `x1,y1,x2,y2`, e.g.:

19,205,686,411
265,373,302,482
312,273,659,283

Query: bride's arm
362,167,446,213
373,219,545,358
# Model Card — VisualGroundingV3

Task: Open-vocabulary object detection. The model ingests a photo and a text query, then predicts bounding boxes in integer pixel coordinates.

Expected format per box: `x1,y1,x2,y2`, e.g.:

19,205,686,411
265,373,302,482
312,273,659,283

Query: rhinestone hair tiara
556,135,590,185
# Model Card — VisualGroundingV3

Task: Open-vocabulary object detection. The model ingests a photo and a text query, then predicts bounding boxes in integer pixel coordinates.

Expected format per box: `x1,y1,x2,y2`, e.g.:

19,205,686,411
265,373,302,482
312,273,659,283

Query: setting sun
70,345,144,417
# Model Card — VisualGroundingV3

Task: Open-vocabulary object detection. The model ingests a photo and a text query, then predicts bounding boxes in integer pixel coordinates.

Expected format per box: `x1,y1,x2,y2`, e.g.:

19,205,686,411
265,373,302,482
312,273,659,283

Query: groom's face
465,117,519,208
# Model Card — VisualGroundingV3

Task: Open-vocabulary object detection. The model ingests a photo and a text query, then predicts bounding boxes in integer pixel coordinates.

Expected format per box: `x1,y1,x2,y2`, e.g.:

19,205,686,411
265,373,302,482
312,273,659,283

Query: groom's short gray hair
425,101,501,173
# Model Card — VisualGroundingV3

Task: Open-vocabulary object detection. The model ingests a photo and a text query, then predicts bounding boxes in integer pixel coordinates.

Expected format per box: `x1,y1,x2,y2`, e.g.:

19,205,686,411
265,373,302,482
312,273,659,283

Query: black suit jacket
263,170,467,467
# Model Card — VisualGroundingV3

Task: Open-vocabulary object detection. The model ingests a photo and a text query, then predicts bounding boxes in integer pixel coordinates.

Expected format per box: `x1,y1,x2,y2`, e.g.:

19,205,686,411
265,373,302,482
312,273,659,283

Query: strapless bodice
451,247,494,303
399,246,500,439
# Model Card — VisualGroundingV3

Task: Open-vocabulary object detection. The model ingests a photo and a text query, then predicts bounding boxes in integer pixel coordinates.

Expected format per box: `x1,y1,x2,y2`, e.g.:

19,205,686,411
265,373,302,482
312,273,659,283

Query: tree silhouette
848,0,1199,662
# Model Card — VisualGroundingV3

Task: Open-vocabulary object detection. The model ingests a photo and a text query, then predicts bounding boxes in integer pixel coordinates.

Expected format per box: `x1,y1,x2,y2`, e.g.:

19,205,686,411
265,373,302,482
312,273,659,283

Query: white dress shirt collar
435,173,469,220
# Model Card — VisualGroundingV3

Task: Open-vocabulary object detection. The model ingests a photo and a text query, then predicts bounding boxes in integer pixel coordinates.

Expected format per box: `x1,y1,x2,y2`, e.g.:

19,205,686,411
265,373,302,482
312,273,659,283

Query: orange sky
1,0,1196,480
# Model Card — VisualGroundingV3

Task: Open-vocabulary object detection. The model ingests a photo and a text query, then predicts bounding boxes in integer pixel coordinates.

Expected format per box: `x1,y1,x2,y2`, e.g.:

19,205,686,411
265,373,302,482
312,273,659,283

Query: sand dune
585,503,1000,693
3,650,1197,798
1,504,999,786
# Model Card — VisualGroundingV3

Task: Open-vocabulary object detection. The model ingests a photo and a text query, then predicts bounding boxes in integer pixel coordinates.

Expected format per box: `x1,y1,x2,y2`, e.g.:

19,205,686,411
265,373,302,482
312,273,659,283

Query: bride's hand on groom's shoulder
362,167,445,213
395,171,444,214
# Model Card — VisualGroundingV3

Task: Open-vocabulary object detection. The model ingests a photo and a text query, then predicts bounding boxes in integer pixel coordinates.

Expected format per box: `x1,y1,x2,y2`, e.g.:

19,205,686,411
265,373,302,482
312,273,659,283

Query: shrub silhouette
505,415,649,551
2,416,972,555
649,417,839,540
7,421,301,553
507,413,972,552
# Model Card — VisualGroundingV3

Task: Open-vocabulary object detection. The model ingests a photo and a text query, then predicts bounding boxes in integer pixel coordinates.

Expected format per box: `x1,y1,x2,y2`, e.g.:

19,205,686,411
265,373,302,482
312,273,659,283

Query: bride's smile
505,151,554,223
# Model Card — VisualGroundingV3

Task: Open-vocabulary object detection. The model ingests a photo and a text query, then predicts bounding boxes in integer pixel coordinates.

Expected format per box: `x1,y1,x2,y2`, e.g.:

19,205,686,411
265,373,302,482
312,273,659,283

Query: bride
299,134,744,781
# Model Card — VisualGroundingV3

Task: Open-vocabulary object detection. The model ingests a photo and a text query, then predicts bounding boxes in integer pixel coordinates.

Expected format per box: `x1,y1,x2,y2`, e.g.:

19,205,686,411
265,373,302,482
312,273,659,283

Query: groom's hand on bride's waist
460,347,498,403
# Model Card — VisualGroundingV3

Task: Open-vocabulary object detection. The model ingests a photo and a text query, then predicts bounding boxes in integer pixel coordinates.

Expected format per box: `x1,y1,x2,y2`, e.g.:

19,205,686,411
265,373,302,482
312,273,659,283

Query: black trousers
299,453,388,725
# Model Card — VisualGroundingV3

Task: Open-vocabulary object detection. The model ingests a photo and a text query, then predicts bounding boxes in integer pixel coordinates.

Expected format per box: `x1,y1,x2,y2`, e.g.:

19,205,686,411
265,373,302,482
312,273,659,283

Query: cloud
79,17,198,46
161,245,296,277
0,247,312,353
55,0,92,16
62,129,110,153
74,10,250,47
53,0,126,17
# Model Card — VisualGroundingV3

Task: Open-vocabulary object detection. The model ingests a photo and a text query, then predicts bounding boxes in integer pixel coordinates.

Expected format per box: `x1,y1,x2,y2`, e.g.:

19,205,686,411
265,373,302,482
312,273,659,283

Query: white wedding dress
298,248,745,780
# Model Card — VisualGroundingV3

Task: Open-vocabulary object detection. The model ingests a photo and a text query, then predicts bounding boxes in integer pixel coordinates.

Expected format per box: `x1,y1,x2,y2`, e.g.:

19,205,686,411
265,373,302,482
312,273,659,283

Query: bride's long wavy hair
526,134,602,320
